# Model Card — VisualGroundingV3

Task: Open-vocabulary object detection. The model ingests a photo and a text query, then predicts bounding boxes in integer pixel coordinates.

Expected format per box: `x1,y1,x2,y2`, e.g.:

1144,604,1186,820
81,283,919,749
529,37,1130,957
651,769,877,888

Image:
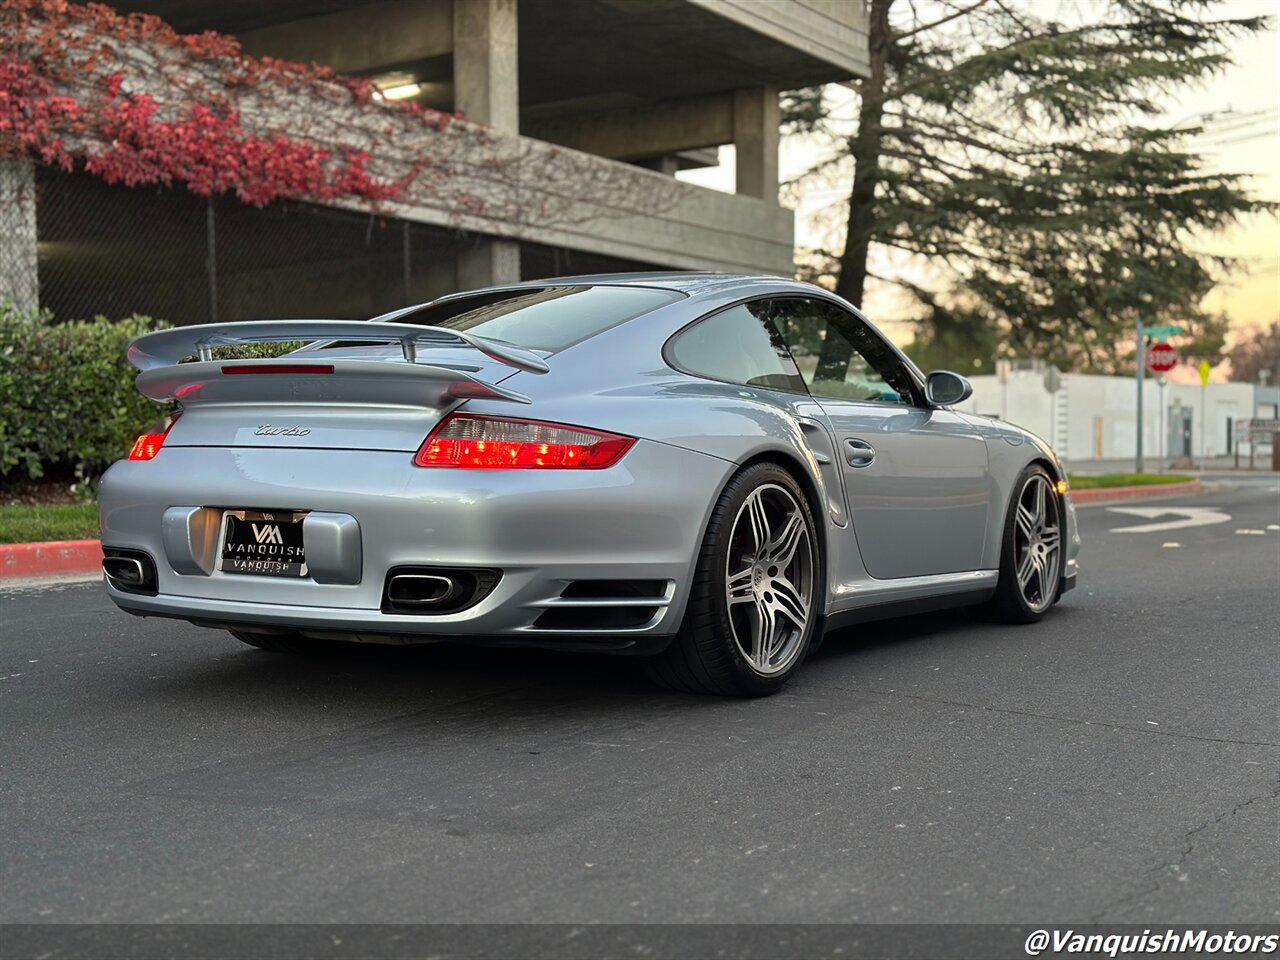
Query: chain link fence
21,166,650,326
34,167,453,324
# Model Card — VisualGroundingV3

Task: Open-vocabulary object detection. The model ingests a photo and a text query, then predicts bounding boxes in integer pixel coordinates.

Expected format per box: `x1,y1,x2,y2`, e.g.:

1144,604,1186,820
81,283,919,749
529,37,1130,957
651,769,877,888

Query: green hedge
0,304,169,481
0,304,308,481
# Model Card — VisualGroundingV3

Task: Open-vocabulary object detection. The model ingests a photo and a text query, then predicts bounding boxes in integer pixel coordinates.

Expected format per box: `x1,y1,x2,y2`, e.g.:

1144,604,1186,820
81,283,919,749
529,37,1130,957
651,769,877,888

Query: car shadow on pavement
127,600,1048,716
810,598,1084,668
814,606,983,658
150,631,653,704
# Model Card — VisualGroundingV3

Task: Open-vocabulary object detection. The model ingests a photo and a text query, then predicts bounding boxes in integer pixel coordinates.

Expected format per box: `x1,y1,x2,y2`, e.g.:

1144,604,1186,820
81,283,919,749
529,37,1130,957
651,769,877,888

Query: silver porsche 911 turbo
99,272,1079,696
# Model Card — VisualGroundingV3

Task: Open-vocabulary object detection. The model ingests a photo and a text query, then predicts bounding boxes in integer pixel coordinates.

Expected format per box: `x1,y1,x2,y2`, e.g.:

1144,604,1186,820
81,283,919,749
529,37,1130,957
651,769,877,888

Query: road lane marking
1161,542,1182,548
1235,529,1267,535
1108,506,1232,534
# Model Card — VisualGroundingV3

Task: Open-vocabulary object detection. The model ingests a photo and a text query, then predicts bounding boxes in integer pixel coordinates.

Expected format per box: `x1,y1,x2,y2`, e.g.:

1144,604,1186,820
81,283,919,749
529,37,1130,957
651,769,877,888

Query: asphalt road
2,481,1277,954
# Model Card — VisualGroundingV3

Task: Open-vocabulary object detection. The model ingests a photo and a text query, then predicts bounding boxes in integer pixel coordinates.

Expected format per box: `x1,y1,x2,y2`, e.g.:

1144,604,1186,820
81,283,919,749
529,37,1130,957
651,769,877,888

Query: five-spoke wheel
724,484,815,676
1012,473,1062,613
987,464,1064,622
643,463,822,696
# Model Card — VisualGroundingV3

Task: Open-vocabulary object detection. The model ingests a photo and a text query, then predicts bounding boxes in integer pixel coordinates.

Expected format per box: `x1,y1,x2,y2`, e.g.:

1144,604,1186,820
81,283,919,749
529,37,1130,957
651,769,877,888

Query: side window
773,298,916,405
669,302,805,393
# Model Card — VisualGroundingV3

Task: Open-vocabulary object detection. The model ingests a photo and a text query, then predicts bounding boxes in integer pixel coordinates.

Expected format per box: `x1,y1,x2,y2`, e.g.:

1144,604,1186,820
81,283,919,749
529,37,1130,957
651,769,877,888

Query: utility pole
1135,319,1145,473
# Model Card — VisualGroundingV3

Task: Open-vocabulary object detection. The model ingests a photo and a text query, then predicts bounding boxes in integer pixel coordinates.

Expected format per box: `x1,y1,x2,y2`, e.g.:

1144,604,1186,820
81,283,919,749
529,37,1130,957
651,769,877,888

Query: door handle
844,438,876,467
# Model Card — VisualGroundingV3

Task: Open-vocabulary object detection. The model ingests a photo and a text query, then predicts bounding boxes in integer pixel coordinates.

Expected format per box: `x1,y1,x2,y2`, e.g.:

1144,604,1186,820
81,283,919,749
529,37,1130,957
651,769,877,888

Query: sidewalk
1067,479,1202,504
1066,455,1278,474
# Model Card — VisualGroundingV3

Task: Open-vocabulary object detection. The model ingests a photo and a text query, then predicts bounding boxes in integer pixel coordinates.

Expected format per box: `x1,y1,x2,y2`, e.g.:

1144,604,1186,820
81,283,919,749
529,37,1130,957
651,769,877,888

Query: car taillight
127,413,181,461
414,414,635,469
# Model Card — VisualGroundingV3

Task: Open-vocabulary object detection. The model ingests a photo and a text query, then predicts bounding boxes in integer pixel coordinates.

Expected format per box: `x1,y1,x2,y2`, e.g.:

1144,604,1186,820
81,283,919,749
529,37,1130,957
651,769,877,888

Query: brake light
127,413,180,461
415,414,634,469
221,364,335,375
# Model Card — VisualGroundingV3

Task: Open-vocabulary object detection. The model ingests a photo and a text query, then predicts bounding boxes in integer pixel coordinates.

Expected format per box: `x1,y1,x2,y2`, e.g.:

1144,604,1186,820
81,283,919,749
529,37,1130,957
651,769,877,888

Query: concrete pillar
453,0,520,285
458,237,521,290
638,156,682,177
0,157,39,313
453,0,518,132
733,87,780,202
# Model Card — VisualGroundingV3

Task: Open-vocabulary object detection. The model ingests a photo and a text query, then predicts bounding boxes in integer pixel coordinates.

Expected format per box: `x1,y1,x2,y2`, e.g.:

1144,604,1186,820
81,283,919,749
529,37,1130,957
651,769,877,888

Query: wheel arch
734,448,829,563
1027,454,1068,509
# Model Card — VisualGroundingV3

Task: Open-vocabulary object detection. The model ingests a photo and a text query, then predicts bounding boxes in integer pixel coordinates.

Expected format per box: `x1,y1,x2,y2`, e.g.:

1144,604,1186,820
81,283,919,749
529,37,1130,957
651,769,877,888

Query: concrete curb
0,539,103,580
1069,479,1201,504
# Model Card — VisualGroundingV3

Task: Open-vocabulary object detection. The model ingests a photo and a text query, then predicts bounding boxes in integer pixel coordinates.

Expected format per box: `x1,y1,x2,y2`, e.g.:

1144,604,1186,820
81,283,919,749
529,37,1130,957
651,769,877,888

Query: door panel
768,295,992,580
813,402,990,579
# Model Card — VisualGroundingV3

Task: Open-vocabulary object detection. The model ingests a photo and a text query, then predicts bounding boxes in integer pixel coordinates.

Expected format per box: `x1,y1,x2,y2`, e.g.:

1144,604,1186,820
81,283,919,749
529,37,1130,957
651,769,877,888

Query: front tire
643,463,824,696
985,464,1064,623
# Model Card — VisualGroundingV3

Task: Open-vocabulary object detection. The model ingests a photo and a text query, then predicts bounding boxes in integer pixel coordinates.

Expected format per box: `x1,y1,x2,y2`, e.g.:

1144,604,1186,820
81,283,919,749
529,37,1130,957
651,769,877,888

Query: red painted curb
0,539,103,580
1069,479,1201,504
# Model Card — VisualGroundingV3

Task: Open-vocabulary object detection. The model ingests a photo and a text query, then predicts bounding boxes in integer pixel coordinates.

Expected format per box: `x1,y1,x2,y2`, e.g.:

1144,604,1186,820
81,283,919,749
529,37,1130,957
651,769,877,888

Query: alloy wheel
1013,474,1062,613
725,484,816,675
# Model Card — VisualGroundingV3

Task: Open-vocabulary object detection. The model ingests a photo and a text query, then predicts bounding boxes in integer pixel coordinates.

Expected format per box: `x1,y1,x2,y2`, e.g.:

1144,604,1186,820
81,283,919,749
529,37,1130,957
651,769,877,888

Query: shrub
0,304,312,481
0,302,170,480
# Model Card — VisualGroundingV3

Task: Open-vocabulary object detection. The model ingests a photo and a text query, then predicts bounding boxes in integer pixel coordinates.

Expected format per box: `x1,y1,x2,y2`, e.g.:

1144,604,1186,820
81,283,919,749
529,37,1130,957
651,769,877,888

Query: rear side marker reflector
128,432,168,461
127,412,181,461
221,364,335,375
415,414,634,469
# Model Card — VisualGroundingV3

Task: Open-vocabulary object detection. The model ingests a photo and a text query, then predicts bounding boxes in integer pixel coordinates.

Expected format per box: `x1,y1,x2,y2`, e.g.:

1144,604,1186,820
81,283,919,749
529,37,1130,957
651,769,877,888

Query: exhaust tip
387,573,458,607
103,556,145,585
381,566,501,615
102,548,159,595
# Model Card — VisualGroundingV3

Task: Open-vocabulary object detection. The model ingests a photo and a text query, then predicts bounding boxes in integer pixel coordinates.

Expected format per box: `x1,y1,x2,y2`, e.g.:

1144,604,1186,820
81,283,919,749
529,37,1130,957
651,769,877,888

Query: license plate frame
218,510,309,579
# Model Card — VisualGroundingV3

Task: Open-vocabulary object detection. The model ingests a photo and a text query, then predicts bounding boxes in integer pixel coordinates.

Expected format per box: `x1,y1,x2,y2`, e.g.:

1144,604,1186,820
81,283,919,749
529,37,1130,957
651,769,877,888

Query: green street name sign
1142,324,1185,339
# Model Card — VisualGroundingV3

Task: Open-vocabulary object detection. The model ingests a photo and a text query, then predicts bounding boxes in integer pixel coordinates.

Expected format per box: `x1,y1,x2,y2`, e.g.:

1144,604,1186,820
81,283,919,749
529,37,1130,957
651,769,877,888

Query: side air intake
530,580,674,632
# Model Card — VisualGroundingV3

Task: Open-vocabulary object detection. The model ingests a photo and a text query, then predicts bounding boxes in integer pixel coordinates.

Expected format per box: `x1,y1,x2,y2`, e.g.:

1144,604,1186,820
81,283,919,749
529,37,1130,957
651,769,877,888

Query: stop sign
1147,341,1178,373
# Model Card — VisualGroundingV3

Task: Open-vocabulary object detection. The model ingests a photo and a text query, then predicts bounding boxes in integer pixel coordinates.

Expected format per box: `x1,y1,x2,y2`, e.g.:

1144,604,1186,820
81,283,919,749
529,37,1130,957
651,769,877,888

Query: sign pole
1197,359,1212,472
1200,383,1207,472
1157,377,1166,474
1135,319,1145,473
1198,384,1208,473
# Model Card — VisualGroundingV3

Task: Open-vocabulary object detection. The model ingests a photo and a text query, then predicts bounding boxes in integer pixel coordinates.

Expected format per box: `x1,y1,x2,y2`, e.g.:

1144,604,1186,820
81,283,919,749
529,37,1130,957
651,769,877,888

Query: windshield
383,285,684,352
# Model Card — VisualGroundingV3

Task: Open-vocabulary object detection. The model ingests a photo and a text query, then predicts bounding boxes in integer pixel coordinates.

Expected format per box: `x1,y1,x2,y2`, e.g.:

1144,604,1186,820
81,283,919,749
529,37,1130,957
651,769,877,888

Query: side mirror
925,370,973,406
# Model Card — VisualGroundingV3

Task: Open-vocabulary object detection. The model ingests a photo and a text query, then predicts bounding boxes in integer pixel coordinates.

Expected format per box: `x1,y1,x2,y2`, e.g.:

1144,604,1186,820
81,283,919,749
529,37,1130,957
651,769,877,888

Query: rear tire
228,629,343,654
642,463,824,697
984,464,1064,624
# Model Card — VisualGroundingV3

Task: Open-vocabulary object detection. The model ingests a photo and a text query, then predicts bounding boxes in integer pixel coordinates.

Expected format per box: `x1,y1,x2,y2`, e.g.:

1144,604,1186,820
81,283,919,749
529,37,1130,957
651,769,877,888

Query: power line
1198,131,1279,147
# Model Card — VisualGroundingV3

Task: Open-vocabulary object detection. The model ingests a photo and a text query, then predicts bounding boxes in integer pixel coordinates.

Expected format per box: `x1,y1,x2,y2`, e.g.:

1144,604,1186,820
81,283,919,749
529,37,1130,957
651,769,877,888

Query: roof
525,271,788,295
402,272,837,320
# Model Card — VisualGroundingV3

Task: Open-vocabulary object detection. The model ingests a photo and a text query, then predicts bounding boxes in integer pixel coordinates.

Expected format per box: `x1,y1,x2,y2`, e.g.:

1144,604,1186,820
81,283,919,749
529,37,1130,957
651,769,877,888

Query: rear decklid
126,320,549,452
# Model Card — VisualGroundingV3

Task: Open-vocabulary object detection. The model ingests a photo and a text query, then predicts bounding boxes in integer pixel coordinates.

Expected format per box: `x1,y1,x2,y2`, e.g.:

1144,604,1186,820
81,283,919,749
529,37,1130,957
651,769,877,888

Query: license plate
219,510,308,578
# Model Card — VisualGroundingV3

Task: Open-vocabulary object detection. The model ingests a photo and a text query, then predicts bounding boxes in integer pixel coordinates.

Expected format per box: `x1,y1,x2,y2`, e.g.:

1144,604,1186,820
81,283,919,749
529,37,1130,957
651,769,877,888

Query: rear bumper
104,588,680,654
98,439,731,650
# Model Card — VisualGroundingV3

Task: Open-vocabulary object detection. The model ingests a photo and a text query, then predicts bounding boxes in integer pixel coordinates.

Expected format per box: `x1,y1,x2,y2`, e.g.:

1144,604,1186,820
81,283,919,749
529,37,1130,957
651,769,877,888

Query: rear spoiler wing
125,320,549,406
127,321,550,373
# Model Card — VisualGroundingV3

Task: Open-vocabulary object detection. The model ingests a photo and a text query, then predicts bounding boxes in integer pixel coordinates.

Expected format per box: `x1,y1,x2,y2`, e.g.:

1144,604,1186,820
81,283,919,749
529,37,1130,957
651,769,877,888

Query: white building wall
959,369,1255,463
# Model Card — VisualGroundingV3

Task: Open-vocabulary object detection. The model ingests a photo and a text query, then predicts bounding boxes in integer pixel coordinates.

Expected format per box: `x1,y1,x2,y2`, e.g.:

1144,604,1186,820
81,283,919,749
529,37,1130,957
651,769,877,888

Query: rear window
384,285,683,352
